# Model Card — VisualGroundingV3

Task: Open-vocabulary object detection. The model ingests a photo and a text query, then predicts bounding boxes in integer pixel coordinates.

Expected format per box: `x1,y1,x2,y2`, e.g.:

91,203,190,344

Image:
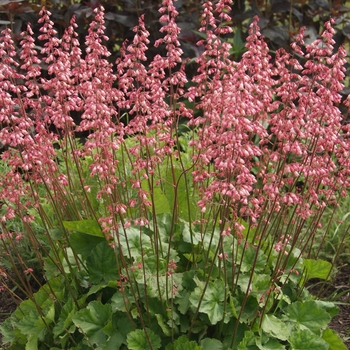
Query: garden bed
0,1,349,348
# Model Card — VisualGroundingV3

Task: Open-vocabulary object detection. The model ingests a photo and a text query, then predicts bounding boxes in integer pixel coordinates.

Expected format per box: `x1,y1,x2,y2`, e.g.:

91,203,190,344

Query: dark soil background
1,266,349,349
326,264,350,349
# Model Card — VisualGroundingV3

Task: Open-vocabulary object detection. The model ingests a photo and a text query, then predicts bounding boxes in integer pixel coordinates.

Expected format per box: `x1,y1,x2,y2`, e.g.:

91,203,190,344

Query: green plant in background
0,0,349,349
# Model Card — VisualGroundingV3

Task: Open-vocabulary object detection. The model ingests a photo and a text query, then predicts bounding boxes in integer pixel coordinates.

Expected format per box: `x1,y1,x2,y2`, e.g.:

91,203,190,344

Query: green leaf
166,335,203,350
256,338,286,350
119,226,152,258
11,287,56,345
239,245,267,273
284,248,303,272
53,298,77,338
314,301,339,318
189,279,225,325
261,314,290,341
200,338,223,350
232,27,246,54
166,309,181,330
49,226,66,240
176,290,192,315
229,295,238,319
256,337,286,350
146,271,183,300
86,282,108,297
147,297,165,315
152,213,185,250
63,219,103,237
34,287,55,310
237,330,259,350
44,255,61,280
322,328,347,350
42,278,67,303
242,297,259,324
127,328,161,350
26,333,38,350
17,311,47,341
286,300,331,334
223,321,249,350
116,315,134,339
111,291,131,312
69,231,104,257
0,316,18,344
104,332,125,350
142,180,170,215
46,303,55,323
192,30,207,40
155,314,172,337
86,241,118,284
301,259,332,284
164,165,195,222
252,274,272,294
72,301,111,347
12,299,36,319
181,220,198,245
289,327,329,350
179,315,191,333
250,274,272,304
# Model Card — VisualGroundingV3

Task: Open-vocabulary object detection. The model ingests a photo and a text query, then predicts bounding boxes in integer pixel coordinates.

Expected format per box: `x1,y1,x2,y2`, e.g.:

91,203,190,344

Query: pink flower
167,259,178,276
218,253,228,260
0,269,7,278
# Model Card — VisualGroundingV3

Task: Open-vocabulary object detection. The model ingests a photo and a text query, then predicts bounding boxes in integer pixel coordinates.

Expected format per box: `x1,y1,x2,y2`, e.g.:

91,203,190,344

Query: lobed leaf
142,180,171,215
189,279,225,325
127,328,161,350
261,314,290,341
53,298,77,339
72,301,112,348
239,245,267,273
200,337,223,350
256,337,286,350
63,219,103,237
86,241,118,284
286,300,331,334
166,335,203,350
119,226,152,258
322,328,347,350
301,259,332,284
69,231,105,257
288,327,329,350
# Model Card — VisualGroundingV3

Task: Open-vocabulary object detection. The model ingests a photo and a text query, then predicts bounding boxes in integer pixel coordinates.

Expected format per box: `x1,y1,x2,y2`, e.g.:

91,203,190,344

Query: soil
325,264,350,349
0,266,349,349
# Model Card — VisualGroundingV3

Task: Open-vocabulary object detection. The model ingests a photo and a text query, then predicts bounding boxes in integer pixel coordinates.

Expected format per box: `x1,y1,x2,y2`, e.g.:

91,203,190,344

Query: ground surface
0,267,349,348
326,264,350,349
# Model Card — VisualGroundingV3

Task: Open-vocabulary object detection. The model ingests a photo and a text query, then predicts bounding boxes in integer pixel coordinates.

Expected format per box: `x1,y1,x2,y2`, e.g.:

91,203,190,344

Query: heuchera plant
0,0,349,349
